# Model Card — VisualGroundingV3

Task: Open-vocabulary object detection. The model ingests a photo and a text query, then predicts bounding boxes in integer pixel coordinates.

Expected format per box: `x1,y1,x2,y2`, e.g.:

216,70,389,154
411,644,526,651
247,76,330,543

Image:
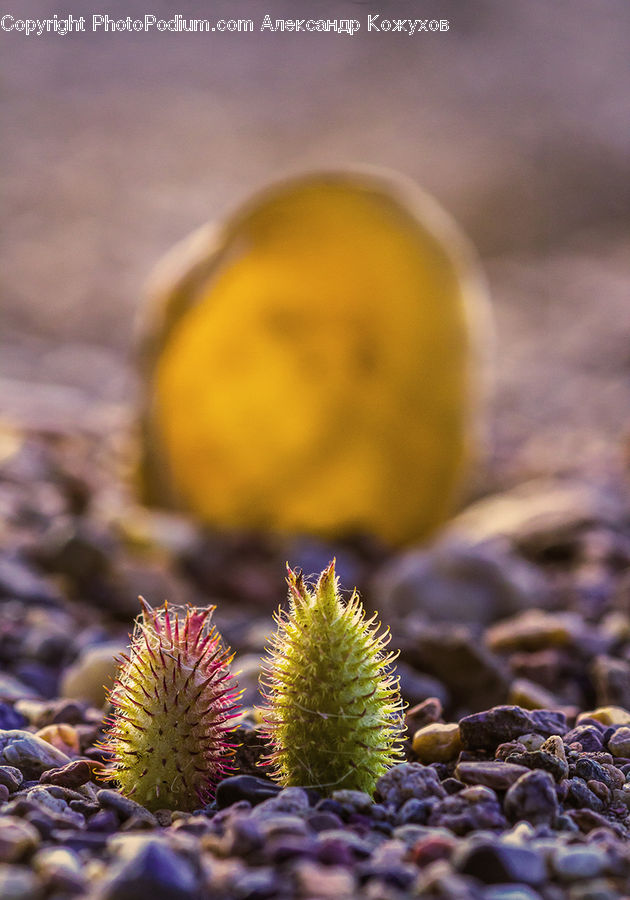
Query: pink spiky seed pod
99,597,241,811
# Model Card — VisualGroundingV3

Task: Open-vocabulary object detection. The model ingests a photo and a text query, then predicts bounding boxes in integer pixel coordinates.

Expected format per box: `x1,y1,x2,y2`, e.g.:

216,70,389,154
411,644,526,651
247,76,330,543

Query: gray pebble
0,730,71,777
504,770,559,825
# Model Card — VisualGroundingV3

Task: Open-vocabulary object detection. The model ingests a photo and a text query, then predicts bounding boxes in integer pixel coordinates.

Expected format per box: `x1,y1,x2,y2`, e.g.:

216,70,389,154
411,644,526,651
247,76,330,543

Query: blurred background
2,0,629,490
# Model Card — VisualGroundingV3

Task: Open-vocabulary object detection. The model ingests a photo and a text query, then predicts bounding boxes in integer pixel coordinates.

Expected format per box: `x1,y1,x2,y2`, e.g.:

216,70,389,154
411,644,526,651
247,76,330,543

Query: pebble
374,538,544,626
486,610,584,652
607,727,630,757
579,706,630,726
375,763,447,809
0,730,71,777
40,758,96,788
456,839,546,885
552,845,607,880
428,785,507,835
413,722,462,763
405,697,443,731
215,775,281,809
403,622,508,709
293,860,356,897
504,770,559,825
0,818,40,863
60,642,126,708
0,864,43,900
96,839,199,900
96,790,158,827
455,761,531,791
0,705,27,732
459,706,567,750
0,767,23,793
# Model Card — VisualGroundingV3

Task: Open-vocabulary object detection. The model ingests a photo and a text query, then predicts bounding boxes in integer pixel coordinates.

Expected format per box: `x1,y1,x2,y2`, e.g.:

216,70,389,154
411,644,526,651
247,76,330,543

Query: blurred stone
591,655,630,709
508,678,564,710
0,864,43,900
396,662,449,708
0,818,40,863
373,538,546,626
487,610,585,653
400,621,508,709
0,555,61,608
579,706,630,726
60,642,126,708
450,479,629,557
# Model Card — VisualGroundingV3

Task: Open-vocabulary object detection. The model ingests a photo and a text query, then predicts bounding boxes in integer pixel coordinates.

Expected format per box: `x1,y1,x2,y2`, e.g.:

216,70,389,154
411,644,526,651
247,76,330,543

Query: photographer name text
1,13,450,37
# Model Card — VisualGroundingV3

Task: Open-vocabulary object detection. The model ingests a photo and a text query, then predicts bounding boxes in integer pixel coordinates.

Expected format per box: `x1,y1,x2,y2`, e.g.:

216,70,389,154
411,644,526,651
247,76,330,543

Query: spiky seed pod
260,560,405,796
100,598,241,811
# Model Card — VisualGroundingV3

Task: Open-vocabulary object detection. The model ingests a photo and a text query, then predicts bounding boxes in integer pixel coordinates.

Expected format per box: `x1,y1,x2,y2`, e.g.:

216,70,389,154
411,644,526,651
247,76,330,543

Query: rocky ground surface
1,429,630,899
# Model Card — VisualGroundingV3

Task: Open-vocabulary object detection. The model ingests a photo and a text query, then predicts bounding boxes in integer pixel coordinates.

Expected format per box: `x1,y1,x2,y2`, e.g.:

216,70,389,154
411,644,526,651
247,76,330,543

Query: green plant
259,560,404,795
100,598,240,811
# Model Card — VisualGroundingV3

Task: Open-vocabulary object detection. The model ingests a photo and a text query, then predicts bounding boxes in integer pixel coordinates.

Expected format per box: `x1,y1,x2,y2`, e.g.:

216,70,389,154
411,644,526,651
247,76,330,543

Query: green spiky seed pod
100,598,241,811
260,560,405,796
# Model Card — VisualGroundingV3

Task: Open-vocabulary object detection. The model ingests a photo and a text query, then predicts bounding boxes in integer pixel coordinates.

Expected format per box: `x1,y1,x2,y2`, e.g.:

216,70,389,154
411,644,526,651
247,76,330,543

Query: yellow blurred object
138,170,491,545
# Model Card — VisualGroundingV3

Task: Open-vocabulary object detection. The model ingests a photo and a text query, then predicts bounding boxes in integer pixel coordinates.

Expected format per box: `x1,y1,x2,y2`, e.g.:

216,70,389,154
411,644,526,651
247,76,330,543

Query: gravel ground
0,426,630,899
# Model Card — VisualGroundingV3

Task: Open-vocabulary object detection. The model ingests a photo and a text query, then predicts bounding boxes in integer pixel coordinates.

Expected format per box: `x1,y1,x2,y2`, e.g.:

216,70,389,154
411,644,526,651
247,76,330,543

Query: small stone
0,767,23,793
215,774,281,809
0,864,43,900
374,538,545,626
509,678,564,711
455,761,530,791
607,727,630,757
96,790,158,826
428,785,507,835
96,839,199,900
0,674,39,704
293,861,356,898
250,786,310,818
32,847,84,893
517,733,545,751
60,642,127,708
40,759,97,789
0,818,40,863
552,845,606,880
412,723,461,763
402,622,508,709
34,724,79,755
565,778,605,812
405,698,443,731
578,706,630,726
396,662,449,707
592,656,630,710
506,734,569,782
504,770,559,825
395,797,436,825
0,704,27,731
459,706,567,750
456,839,546,885
486,610,584,652
484,887,543,900
564,725,605,752
375,763,447,809
0,730,71,777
